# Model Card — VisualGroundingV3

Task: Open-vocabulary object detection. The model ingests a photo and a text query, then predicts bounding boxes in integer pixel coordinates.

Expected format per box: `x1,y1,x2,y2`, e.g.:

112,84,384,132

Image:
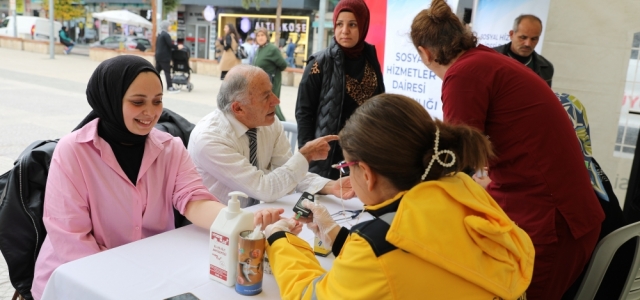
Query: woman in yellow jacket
264,93,535,300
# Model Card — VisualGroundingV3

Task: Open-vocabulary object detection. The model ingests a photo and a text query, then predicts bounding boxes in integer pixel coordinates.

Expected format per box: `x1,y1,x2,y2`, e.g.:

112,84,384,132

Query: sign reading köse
253,21,307,34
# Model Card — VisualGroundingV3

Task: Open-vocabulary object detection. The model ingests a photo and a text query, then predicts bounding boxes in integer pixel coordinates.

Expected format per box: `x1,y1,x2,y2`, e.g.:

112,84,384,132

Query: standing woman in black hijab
295,0,385,180
30,56,284,300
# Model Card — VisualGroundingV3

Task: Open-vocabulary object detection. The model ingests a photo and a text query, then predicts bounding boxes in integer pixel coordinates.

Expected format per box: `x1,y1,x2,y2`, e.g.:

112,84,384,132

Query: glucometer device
293,192,315,219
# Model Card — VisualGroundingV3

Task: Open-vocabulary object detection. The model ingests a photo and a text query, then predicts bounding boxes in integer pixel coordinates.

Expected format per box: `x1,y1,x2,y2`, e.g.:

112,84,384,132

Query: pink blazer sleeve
169,137,219,214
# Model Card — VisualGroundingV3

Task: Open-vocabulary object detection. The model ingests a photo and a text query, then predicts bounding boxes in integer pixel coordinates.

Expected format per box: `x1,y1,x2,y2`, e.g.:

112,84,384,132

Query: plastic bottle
209,191,255,286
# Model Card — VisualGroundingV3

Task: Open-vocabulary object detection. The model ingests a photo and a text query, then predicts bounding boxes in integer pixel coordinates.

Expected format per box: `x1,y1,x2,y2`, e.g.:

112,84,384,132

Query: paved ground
0,46,301,299
69,44,90,56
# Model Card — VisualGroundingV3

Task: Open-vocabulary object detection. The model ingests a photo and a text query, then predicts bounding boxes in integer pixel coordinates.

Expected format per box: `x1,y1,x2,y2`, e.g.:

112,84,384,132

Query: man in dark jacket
155,20,180,93
493,14,554,87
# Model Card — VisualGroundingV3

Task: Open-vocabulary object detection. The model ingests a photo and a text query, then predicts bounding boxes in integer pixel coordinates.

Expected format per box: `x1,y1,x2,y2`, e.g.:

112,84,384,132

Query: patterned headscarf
556,93,609,201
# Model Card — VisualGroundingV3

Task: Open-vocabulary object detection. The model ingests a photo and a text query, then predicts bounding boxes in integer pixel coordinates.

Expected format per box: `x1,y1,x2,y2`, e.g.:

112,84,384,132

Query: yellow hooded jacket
266,173,535,299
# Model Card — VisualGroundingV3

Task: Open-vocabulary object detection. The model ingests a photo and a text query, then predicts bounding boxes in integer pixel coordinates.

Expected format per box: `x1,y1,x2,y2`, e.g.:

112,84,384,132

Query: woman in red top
409,1,604,299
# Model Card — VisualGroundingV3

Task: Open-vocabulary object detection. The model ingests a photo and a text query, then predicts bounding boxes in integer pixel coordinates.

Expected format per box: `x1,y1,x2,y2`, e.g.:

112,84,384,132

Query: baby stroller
171,49,194,92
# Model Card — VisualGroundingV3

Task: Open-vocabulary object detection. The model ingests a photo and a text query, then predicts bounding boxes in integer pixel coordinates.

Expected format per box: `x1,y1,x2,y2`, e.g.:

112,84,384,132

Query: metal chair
281,121,298,153
574,221,640,300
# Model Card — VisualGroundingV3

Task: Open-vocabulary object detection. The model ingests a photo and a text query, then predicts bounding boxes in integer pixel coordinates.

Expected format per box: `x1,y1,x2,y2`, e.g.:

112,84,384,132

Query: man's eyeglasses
331,160,359,175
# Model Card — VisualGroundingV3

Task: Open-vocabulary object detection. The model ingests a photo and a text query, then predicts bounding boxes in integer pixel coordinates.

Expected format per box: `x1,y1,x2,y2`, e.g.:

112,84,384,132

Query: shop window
616,32,640,158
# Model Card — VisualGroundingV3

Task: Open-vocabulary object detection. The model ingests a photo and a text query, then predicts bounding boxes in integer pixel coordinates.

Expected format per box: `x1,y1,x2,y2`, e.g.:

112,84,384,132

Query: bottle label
210,232,230,281
236,230,265,296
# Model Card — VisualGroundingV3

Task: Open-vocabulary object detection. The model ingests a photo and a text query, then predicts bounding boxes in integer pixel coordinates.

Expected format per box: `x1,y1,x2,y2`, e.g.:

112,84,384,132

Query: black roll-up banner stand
623,128,640,223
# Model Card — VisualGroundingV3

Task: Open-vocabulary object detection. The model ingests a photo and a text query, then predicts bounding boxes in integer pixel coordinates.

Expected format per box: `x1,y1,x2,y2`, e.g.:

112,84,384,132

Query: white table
41,193,370,300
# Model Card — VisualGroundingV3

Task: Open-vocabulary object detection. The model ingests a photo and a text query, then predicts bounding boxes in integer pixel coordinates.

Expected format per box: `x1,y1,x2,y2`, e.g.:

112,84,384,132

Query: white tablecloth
41,193,369,300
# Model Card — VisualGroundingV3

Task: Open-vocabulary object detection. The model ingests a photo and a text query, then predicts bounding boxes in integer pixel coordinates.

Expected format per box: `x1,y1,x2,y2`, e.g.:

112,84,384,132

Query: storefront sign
16,0,24,14
140,9,152,21
252,21,307,34
219,13,310,60
219,14,309,37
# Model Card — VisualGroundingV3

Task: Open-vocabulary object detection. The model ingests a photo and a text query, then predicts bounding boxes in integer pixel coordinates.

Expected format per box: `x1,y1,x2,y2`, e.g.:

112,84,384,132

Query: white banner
473,0,551,54
383,0,458,120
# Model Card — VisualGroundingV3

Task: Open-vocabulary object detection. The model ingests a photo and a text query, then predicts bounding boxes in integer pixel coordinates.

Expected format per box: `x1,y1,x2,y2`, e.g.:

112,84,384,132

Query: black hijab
82,55,161,144
80,55,162,185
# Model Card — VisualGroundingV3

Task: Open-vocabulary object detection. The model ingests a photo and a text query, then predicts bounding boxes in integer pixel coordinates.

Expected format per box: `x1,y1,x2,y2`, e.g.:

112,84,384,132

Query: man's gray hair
217,65,264,113
160,20,170,32
512,14,543,32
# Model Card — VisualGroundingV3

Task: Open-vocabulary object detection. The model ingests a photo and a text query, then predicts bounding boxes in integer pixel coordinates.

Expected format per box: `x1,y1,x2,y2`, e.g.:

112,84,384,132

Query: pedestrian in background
285,38,296,67
58,26,74,55
295,0,385,180
241,36,256,65
253,27,288,121
154,20,180,93
216,23,241,80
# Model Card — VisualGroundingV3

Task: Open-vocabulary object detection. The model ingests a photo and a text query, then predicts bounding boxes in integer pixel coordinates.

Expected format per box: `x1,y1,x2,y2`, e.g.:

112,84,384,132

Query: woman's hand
254,208,285,230
264,218,303,239
302,199,339,247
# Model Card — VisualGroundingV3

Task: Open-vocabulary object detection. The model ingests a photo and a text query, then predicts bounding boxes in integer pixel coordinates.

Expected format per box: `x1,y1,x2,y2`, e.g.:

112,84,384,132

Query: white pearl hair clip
421,127,456,181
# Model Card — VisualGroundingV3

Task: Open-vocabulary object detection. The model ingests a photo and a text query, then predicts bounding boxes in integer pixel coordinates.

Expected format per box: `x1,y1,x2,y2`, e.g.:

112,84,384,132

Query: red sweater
442,45,603,244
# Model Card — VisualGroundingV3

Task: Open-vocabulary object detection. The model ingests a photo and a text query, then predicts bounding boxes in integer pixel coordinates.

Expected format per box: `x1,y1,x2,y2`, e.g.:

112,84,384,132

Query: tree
147,0,179,53
242,0,283,47
163,0,180,19
42,0,84,22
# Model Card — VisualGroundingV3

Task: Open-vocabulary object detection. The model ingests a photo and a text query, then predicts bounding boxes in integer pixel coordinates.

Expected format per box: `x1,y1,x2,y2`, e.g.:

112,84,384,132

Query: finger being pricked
291,220,304,235
254,208,285,230
292,213,314,224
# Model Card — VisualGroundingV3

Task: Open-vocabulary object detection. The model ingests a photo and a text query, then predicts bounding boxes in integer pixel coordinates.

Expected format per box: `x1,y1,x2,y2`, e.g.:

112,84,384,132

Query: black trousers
155,60,173,89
